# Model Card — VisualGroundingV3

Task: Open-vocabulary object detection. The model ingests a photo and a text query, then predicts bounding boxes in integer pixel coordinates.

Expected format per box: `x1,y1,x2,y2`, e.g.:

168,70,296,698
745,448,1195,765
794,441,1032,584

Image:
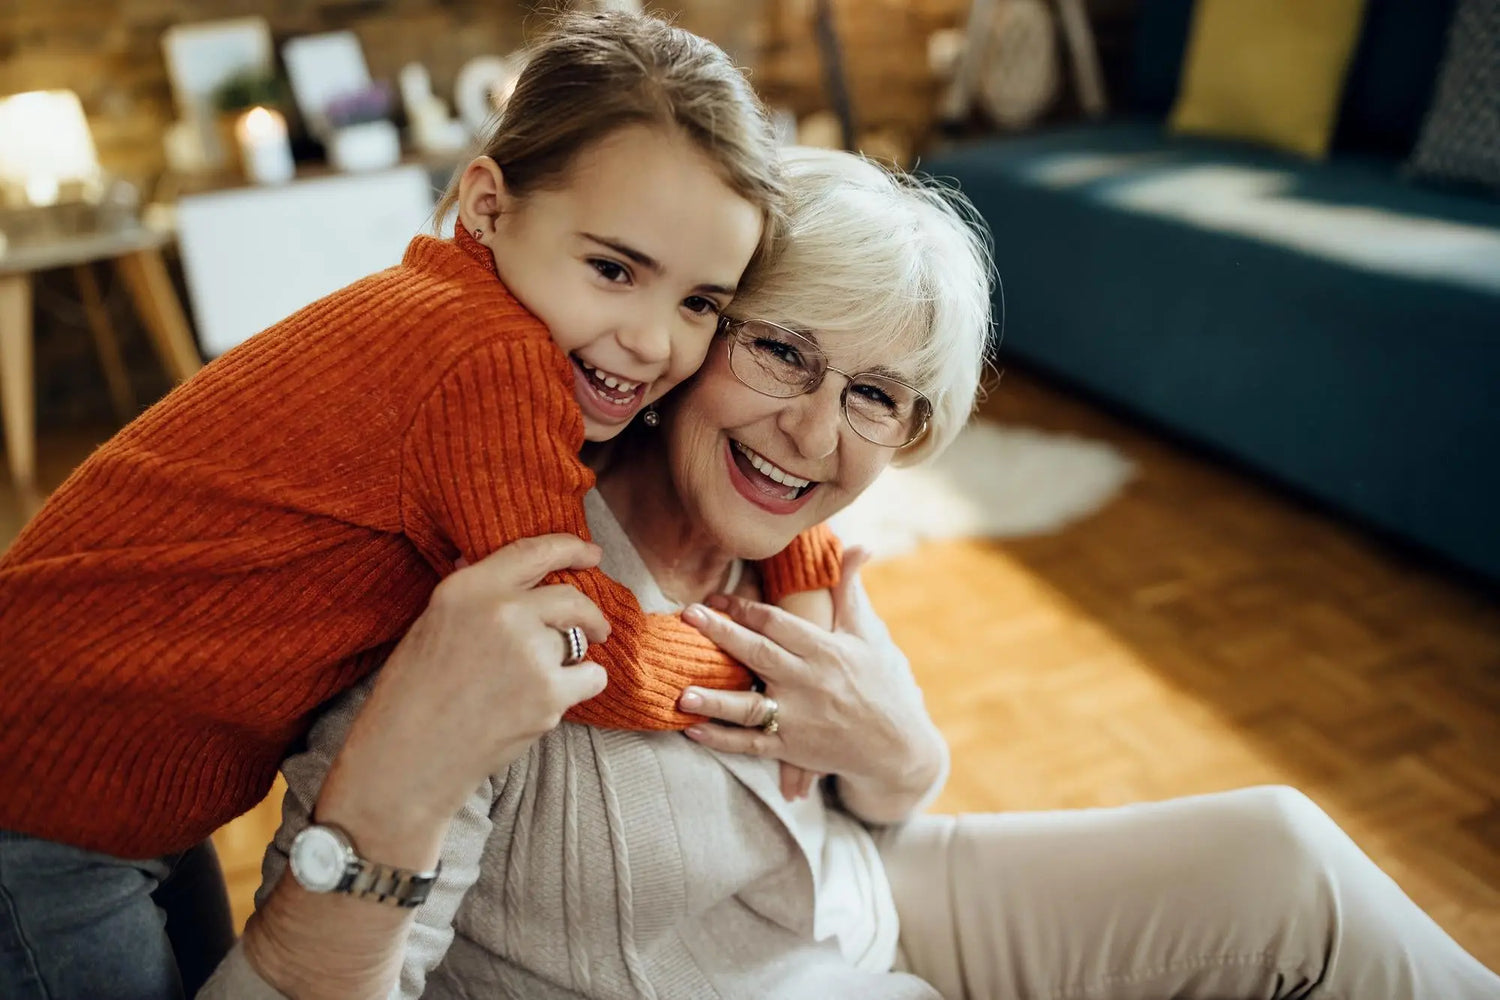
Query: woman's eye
683,296,720,317
853,383,899,412
753,337,805,368
589,259,630,283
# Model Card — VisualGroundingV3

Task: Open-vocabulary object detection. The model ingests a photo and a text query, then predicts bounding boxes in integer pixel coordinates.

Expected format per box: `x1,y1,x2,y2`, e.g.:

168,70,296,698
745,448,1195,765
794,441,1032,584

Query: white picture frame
282,31,373,140
161,18,275,167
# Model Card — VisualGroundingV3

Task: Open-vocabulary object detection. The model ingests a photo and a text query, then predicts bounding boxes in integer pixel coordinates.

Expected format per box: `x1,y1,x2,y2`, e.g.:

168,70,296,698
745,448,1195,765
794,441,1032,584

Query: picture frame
282,31,374,140
161,18,275,167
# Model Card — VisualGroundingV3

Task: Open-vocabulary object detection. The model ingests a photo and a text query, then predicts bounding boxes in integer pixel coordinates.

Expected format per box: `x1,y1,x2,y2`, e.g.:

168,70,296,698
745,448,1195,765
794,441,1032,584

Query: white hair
728,146,995,466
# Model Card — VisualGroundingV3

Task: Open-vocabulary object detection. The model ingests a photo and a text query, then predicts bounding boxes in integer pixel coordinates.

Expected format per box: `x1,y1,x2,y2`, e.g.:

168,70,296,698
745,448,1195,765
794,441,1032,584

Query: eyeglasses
720,317,932,449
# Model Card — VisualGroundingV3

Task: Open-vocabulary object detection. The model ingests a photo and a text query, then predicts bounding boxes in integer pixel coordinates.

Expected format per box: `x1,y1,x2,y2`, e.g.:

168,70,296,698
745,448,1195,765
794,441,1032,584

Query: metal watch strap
336,856,441,909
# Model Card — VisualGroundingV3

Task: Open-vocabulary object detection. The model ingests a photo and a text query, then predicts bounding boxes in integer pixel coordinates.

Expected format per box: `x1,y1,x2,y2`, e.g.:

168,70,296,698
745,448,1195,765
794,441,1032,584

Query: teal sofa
926,0,1500,583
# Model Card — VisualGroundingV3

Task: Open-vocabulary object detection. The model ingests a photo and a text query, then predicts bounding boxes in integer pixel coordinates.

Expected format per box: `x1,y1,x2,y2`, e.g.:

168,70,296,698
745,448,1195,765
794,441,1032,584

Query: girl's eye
683,296,721,317
590,259,630,283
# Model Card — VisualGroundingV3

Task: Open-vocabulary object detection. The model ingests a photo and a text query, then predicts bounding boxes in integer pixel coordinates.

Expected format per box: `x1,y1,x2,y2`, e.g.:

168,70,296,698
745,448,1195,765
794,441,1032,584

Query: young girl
0,12,838,995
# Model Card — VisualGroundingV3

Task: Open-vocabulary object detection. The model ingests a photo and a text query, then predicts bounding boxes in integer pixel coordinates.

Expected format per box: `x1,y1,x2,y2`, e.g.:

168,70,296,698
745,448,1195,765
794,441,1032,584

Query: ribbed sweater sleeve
400,337,761,730
0,229,844,858
757,522,843,602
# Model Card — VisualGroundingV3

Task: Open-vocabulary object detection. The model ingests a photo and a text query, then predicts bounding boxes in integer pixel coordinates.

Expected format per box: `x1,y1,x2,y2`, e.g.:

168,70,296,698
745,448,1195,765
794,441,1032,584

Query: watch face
290,826,349,893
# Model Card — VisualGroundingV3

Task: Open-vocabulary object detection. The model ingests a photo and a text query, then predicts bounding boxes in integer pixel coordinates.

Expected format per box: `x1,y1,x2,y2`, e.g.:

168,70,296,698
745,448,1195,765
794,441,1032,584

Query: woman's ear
456,156,510,242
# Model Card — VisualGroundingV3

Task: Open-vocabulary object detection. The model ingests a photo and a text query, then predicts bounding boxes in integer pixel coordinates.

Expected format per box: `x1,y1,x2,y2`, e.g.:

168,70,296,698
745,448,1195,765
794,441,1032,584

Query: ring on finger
759,696,780,736
559,625,588,666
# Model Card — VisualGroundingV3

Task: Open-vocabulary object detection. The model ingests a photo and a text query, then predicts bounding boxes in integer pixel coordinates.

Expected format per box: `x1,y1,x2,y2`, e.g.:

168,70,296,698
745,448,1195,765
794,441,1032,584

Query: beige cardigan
202,493,945,999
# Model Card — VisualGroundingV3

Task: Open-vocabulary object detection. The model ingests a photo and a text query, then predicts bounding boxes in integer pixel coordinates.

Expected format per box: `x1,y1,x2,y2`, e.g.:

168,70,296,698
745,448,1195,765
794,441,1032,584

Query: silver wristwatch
288,822,440,909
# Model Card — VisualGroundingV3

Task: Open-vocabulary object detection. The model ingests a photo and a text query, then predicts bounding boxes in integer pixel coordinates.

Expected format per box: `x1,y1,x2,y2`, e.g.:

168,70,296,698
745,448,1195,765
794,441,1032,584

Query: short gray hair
728,147,994,466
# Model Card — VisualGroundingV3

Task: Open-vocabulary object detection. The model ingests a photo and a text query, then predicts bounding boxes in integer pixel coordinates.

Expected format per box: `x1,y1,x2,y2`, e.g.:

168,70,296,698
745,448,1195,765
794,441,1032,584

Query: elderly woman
207,149,1499,1000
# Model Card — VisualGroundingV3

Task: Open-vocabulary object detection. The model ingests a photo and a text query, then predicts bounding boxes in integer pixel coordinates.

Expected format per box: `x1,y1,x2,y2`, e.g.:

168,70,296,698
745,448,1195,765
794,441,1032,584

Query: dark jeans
0,831,236,1000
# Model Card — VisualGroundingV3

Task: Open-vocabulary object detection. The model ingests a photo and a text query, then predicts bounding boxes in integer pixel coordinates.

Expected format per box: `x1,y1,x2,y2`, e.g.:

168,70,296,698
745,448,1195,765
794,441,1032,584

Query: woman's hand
317,534,611,865
678,548,946,824
767,589,833,801
243,534,611,1000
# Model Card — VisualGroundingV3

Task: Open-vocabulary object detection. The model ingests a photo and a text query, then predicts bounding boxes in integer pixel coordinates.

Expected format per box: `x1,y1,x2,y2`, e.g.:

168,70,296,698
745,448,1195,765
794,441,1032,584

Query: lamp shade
0,90,102,206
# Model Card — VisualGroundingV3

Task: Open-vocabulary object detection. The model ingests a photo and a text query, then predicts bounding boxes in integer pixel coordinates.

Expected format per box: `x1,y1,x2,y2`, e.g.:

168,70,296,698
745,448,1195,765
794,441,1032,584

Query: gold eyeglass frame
719,316,932,449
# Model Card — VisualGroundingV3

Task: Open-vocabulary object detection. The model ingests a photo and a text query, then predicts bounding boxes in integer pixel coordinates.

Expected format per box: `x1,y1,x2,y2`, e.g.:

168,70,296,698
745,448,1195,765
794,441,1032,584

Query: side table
0,226,203,512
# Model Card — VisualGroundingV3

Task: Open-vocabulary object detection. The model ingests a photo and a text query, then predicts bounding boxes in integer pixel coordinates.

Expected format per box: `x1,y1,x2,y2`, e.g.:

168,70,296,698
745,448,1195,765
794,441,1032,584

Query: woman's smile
723,437,820,514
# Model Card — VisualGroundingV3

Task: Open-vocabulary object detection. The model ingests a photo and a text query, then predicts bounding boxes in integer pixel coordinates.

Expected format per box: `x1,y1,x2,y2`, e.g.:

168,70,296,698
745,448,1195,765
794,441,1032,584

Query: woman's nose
779,381,843,460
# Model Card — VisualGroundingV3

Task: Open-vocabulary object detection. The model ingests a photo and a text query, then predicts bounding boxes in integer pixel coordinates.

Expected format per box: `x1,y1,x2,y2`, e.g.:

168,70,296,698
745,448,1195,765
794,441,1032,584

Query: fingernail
679,689,703,710
682,604,708,626
685,725,706,739
705,594,730,610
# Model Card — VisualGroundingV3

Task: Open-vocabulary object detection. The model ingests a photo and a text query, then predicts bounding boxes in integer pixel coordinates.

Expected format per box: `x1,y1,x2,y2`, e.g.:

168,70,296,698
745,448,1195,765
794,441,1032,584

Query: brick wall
0,1,783,188
0,0,757,425
2,0,1140,426
2,0,1141,190
2,2,524,187
757,0,1144,161
757,0,968,160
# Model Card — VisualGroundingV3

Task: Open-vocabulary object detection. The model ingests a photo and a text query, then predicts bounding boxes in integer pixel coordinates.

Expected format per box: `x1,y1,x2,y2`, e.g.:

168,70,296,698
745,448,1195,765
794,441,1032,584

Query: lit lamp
0,90,102,208
233,106,295,184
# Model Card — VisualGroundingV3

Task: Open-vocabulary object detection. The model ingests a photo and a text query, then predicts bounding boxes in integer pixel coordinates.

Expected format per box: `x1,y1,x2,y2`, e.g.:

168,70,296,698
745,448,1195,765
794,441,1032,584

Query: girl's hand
317,534,610,864
678,548,945,822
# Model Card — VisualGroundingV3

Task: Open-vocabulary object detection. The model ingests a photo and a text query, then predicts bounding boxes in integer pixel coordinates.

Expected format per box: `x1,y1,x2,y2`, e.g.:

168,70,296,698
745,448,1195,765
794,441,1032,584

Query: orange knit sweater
0,229,840,857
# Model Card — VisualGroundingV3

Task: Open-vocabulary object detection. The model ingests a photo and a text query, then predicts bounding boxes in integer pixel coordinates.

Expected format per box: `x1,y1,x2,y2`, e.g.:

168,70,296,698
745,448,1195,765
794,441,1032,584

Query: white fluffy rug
830,420,1135,561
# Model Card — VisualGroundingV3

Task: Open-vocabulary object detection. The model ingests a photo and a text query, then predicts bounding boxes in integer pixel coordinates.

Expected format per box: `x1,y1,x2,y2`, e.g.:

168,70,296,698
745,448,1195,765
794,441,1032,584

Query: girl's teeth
579,361,640,393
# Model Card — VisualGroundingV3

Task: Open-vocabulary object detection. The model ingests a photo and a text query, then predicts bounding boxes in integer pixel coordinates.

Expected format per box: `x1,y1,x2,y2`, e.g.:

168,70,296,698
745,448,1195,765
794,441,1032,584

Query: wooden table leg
73,262,137,423
116,248,203,383
0,273,39,512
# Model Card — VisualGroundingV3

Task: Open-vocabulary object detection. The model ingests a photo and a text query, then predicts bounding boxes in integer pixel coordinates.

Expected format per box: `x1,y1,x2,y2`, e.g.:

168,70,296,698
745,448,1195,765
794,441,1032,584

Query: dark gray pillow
1407,0,1500,191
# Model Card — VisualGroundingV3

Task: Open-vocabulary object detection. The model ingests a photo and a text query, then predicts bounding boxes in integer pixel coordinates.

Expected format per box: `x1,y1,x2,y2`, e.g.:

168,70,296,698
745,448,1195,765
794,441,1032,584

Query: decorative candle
234,106,294,185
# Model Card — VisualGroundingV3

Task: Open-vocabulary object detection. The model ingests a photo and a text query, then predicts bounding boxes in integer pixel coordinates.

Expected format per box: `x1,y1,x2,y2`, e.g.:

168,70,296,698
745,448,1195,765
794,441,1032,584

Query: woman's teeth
733,441,813,498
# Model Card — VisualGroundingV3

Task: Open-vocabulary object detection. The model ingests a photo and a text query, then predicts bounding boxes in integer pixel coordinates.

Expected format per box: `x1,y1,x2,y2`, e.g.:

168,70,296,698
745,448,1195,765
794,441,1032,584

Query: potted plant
324,82,401,173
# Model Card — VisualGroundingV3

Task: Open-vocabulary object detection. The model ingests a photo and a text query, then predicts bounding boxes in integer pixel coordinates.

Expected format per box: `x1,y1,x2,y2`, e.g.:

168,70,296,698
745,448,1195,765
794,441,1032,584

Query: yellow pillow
1168,0,1368,159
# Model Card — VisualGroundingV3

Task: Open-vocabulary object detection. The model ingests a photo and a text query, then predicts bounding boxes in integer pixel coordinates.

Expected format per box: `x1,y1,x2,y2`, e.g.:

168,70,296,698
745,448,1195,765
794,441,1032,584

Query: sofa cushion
1407,0,1500,193
1168,0,1368,159
1133,0,1459,158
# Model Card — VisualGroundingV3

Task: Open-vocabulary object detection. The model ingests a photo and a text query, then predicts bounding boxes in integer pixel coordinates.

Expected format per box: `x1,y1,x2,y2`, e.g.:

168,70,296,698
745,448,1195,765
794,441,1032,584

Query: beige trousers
878,786,1500,999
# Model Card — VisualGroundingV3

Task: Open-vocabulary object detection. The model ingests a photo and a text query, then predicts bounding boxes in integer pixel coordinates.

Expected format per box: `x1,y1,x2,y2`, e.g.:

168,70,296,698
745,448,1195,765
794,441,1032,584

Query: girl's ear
455,156,511,241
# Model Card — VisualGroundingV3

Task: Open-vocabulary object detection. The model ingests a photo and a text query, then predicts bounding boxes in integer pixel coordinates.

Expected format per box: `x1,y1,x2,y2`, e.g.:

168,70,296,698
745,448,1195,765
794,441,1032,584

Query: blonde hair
728,147,995,466
434,10,784,256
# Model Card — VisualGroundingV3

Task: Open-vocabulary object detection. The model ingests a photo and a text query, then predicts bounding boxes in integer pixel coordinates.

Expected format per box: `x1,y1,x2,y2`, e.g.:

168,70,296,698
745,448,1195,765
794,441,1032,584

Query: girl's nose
617,313,672,365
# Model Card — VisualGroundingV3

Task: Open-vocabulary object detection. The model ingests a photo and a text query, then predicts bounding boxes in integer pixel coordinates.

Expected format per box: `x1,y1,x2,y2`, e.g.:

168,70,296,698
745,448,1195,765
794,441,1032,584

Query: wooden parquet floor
868,369,1500,968
4,370,1497,967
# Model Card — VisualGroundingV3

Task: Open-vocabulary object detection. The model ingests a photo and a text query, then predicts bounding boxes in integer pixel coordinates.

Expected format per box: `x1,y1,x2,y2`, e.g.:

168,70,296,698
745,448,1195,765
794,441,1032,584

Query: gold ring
759,696,780,736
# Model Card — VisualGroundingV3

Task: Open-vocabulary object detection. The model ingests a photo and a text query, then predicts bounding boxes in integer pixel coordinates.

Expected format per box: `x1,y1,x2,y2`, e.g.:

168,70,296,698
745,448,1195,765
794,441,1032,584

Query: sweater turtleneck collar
401,218,503,281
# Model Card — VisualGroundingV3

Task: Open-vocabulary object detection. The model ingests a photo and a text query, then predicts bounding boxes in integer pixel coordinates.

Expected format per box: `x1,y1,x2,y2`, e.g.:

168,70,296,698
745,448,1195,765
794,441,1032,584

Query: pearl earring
642,407,660,428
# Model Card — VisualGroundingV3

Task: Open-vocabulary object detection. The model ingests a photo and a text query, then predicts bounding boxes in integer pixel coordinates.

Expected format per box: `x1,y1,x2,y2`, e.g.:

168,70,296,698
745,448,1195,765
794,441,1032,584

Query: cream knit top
202,492,946,999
